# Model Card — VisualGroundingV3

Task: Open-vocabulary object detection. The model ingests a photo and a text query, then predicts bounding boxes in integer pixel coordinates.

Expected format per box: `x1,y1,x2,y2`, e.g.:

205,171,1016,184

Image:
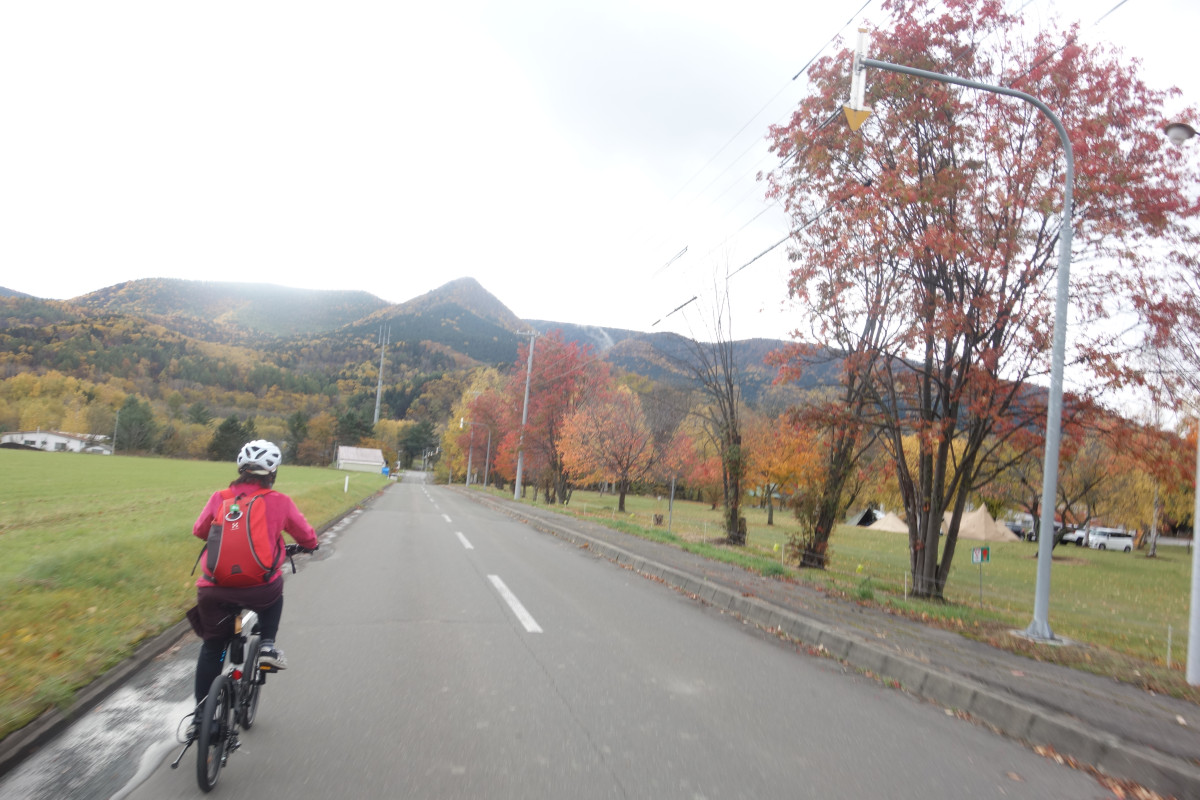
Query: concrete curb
0,489,387,780
470,491,1200,800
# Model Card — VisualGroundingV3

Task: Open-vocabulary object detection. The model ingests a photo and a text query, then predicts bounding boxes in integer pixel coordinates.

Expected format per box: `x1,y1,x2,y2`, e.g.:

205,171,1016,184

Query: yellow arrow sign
843,105,871,132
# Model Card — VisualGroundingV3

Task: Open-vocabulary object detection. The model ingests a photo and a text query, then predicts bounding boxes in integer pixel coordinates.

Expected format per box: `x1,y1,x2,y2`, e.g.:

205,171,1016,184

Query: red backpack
202,488,283,587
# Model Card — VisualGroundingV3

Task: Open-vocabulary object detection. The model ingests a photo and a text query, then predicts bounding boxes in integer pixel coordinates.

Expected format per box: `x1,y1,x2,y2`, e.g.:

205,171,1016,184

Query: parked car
1060,527,1088,547
1089,527,1133,552
1006,523,1031,541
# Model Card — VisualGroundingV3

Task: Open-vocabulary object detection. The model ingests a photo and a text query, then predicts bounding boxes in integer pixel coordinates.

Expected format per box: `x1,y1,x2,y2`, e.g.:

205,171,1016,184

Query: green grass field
0,450,389,741
493,484,1198,700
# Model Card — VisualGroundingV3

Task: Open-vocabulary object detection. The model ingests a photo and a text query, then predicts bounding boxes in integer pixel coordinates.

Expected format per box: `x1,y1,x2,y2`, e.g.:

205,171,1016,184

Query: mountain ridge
0,277,805,408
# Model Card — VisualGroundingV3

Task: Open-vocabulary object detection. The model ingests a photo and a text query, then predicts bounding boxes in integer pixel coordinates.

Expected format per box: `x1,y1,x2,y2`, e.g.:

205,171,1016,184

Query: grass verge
484,483,1200,704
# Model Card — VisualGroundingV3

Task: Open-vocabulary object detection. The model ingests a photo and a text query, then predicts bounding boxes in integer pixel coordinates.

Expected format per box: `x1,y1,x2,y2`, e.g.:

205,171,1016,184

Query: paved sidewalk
461,489,1200,800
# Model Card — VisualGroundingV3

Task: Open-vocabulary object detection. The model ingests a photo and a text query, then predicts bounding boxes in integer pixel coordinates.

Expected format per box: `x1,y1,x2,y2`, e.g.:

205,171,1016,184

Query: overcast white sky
1,0,1197,342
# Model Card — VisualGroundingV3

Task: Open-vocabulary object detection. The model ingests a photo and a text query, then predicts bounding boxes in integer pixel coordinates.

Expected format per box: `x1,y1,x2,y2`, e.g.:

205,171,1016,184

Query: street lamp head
1164,121,1196,148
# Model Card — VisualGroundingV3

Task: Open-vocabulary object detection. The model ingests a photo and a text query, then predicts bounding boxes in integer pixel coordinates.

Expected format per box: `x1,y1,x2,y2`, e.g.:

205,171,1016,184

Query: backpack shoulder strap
245,488,284,577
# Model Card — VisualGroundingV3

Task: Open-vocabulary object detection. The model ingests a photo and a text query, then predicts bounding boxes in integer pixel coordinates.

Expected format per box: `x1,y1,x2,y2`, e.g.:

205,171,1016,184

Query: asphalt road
5,473,1115,799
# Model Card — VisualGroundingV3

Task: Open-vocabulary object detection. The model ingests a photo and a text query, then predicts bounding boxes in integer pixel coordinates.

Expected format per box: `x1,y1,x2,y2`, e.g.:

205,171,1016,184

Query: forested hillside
0,277,811,469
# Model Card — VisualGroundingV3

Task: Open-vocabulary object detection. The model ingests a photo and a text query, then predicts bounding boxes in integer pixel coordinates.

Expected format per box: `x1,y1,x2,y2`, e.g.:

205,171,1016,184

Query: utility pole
112,408,120,455
373,324,390,426
461,417,475,486
513,331,538,501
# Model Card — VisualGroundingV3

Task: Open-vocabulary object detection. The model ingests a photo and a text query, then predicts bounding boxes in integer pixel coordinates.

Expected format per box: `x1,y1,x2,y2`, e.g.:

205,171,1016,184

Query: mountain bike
170,543,314,792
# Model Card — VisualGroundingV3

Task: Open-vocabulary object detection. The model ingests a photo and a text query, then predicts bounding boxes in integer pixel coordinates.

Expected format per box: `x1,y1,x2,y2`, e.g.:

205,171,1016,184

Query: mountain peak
389,277,524,332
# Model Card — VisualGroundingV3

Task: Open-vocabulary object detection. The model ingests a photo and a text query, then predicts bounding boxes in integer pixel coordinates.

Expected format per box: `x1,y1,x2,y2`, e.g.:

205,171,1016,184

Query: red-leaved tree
764,0,1200,597
494,331,609,504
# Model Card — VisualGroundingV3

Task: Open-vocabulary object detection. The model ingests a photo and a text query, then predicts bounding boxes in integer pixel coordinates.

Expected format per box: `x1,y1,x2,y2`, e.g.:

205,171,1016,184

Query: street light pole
1162,120,1200,684
855,44,1074,641
1191,416,1200,684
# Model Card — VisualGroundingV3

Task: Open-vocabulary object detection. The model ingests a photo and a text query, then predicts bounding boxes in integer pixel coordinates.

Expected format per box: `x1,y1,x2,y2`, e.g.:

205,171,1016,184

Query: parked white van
1088,527,1133,552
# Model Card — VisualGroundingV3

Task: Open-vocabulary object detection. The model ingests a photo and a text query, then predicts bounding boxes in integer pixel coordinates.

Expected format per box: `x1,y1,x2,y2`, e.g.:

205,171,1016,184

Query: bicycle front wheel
241,634,262,729
196,674,233,793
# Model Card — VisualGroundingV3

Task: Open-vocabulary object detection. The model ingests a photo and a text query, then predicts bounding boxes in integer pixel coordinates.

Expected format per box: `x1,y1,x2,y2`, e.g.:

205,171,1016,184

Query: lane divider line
488,575,543,633
442,514,452,523
456,532,474,550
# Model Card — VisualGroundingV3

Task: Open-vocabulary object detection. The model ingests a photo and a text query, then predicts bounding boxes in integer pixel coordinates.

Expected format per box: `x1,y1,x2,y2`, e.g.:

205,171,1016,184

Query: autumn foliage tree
494,332,609,504
560,385,655,512
765,0,1200,597
744,411,819,526
770,339,880,567
442,368,505,485
653,424,721,508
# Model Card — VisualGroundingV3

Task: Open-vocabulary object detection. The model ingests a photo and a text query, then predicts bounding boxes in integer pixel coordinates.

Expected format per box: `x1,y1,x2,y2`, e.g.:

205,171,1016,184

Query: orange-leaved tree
744,411,820,526
560,385,654,512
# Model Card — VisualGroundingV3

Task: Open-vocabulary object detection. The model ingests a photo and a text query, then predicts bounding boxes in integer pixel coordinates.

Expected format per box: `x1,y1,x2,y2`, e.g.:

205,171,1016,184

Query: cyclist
188,440,319,710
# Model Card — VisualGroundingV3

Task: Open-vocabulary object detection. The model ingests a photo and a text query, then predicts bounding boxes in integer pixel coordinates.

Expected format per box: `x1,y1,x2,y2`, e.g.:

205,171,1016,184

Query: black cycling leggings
194,595,283,703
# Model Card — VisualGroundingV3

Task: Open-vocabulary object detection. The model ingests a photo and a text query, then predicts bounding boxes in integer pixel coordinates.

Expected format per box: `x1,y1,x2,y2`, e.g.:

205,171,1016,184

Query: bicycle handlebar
285,543,318,556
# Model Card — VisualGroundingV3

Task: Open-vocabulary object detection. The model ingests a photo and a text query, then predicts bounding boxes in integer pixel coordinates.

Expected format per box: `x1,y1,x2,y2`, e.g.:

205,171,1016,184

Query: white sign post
971,547,990,607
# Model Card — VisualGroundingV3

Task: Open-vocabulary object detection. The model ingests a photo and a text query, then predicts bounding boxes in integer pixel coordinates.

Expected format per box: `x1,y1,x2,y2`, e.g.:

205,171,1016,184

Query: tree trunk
724,433,745,545
911,504,945,600
800,540,828,568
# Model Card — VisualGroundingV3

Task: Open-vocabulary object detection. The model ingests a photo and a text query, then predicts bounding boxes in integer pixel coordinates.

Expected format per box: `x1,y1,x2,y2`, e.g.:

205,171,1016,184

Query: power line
634,0,881,258
1093,0,1132,26
652,246,689,278
1004,0,1136,87
726,236,788,281
792,0,876,81
652,296,699,327
727,200,833,280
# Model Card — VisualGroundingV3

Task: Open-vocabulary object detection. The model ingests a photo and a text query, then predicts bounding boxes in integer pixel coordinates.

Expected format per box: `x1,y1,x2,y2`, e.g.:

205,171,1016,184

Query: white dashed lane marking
488,575,543,633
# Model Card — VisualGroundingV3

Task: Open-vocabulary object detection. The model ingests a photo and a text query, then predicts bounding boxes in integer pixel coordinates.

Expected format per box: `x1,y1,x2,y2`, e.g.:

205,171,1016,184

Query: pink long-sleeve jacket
192,481,319,588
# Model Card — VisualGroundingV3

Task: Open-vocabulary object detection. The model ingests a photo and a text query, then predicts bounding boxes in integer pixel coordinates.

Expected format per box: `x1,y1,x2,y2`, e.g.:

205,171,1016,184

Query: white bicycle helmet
237,440,282,474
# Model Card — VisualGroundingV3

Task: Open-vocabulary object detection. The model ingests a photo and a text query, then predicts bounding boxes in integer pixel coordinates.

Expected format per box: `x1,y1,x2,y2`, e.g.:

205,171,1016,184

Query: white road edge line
456,531,474,550
488,575,543,633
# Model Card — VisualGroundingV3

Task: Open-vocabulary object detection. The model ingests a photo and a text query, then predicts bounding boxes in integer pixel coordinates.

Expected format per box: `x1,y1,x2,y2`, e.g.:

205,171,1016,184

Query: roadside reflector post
972,547,990,608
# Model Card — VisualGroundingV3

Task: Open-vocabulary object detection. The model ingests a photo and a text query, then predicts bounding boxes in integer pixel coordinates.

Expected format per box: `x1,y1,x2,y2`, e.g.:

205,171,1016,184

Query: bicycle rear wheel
196,674,232,793
241,634,263,729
